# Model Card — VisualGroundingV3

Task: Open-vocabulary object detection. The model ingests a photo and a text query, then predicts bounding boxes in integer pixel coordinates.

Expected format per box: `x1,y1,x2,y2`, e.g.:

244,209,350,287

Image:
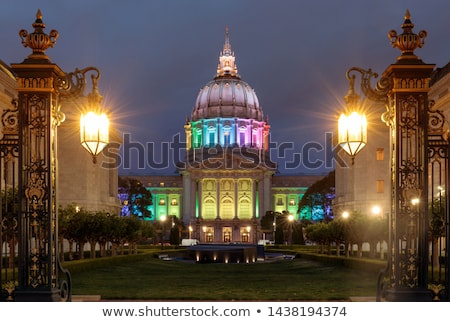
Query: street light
371,205,382,216
338,74,367,165
9,10,112,302
79,72,109,163
288,214,294,246
188,225,193,239
338,10,441,301
272,212,278,243
80,111,109,163
202,225,207,243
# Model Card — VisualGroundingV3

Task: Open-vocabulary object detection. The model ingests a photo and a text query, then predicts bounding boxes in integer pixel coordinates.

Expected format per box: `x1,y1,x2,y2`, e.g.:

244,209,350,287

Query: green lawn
69,255,379,301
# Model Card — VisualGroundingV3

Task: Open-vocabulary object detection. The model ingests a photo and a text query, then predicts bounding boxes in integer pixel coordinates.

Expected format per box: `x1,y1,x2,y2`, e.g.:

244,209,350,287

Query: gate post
11,10,70,302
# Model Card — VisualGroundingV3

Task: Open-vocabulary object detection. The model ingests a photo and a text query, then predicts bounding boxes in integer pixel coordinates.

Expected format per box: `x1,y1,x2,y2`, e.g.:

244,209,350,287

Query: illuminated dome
191,27,263,122
185,27,270,151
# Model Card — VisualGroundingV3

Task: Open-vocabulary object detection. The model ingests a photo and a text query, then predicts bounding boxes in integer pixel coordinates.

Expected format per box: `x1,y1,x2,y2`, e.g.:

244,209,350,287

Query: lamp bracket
346,67,392,103
56,66,101,100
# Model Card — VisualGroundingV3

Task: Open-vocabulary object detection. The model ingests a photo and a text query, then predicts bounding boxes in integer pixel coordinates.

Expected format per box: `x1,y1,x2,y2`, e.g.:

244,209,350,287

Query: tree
122,216,142,254
58,204,79,260
65,208,91,260
298,171,335,222
342,211,367,257
328,219,345,256
260,211,275,231
305,222,330,253
260,211,293,244
168,215,184,246
365,215,388,258
119,177,153,219
260,211,276,240
292,221,306,245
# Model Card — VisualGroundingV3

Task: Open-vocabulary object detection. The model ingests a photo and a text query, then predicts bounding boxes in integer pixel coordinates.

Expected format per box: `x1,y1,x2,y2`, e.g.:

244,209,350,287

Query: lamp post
272,213,277,243
8,10,110,302
188,225,193,239
338,10,440,301
160,215,166,249
288,213,294,246
202,225,207,243
338,73,367,165
79,71,110,163
246,226,251,243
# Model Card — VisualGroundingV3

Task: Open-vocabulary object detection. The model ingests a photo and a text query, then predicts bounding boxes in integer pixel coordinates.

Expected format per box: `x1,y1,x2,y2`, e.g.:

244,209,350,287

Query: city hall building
122,29,322,243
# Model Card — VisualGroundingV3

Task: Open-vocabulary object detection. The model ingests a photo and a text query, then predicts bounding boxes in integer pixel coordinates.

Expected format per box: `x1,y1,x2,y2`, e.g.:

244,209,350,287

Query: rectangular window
376,148,384,161
224,132,230,146
252,133,258,147
209,131,215,146
194,130,202,148
376,180,384,193
240,131,246,146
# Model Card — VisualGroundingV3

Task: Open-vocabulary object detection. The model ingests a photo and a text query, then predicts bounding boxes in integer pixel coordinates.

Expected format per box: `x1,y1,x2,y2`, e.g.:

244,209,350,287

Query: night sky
1,0,449,175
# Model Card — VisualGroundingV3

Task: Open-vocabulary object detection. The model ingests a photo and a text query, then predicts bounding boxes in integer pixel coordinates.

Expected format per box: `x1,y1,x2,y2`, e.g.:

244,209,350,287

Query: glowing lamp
80,111,109,163
338,112,367,163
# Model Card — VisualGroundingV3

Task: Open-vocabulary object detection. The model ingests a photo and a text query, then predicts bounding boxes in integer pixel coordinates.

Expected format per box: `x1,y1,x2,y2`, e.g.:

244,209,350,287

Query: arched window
221,196,234,219
203,197,216,220
238,197,251,219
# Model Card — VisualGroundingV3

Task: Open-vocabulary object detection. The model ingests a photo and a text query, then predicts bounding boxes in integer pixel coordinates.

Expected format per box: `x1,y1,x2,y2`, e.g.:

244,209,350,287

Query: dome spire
223,26,232,55
216,26,240,78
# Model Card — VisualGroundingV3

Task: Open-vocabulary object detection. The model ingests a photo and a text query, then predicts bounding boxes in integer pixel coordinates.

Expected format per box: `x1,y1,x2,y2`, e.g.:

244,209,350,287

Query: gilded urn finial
388,9,427,61
19,9,59,60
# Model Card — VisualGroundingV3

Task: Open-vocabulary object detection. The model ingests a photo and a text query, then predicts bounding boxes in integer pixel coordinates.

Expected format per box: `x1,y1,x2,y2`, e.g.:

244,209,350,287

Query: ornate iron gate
0,100,19,301
427,107,450,301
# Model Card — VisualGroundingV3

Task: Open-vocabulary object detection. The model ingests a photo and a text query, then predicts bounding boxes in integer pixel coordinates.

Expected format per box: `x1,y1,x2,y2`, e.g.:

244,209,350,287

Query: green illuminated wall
149,191,182,221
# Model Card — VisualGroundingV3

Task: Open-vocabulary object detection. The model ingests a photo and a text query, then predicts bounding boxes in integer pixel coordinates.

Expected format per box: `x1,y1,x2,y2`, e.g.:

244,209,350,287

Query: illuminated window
209,131,215,146
204,198,216,218
289,198,295,206
242,232,249,243
224,131,230,146
159,182,165,187
221,198,233,219
159,198,165,205
194,128,202,148
206,232,213,243
376,148,384,161
223,231,231,243
238,198,250,218
239,131,246,146
376,180,384,193
171,198,178,206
